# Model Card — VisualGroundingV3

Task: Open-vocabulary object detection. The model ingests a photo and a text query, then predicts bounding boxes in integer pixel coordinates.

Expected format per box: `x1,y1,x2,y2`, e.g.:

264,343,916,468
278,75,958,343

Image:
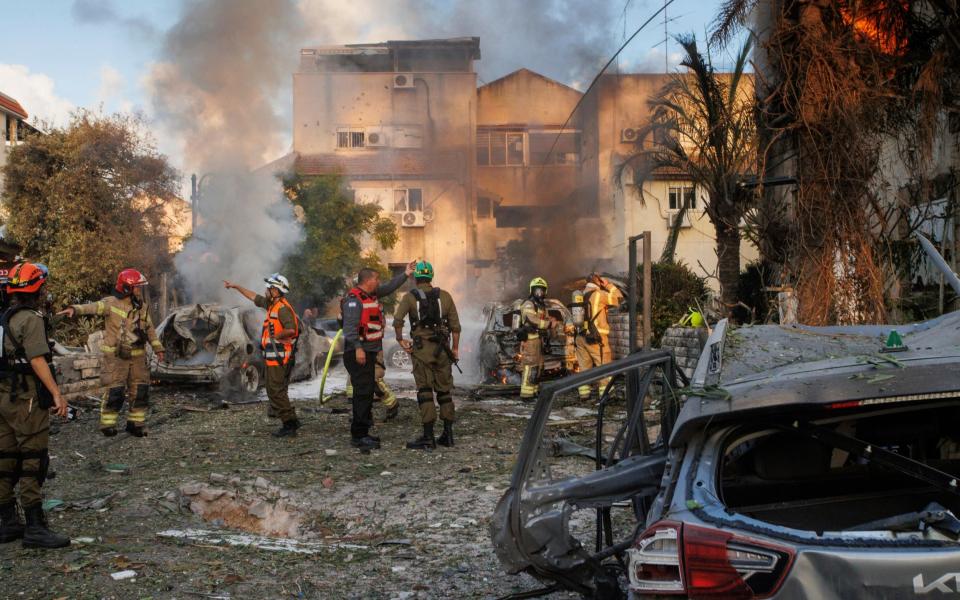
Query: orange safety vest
261,297,299,367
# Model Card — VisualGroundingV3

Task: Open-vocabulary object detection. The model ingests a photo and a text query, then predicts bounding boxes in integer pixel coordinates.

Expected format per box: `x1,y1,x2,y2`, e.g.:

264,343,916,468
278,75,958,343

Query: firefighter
393,261,461,449
341,262,414,451
519,277,556,402
224,274,301,437
59,269,164,437
570,273,623,401
345,353,398,421
0,262,70,549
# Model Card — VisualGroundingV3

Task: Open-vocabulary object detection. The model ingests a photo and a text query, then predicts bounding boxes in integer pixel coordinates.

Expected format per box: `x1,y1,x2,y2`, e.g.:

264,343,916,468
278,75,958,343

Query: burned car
491,314,960,599
478,298,576,384
152,304,329,392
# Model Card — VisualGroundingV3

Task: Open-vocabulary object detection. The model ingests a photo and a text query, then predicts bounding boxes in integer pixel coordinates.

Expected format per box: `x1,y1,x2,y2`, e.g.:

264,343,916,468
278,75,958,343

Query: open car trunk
719,402,960,541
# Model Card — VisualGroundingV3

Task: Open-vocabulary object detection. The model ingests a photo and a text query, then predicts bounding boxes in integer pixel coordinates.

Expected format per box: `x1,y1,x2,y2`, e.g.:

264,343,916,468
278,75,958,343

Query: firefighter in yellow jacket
518,277,556,401
569,273,623,401
59,269,164,437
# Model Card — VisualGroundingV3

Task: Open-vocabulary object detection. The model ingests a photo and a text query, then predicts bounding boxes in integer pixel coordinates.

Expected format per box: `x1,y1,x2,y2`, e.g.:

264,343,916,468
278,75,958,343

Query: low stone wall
660,327,708,380
54,353,107,401
607,311,645,360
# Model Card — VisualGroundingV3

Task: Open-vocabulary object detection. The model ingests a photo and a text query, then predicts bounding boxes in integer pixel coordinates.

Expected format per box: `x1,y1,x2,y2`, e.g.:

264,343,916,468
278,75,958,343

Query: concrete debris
156,528,367,554
110,570,137,581
178,478,304,538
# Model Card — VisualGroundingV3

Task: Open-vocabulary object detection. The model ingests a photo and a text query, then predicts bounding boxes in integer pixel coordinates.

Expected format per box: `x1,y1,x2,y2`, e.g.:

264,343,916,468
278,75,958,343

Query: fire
840,2,908,56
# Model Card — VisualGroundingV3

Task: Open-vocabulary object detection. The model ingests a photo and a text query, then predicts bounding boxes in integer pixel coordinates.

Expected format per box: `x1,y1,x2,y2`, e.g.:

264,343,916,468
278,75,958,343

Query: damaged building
285,37,757,298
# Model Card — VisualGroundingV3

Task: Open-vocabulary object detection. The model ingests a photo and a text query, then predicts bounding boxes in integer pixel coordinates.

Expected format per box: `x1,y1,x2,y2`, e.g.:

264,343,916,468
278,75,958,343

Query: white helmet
264,273,290,295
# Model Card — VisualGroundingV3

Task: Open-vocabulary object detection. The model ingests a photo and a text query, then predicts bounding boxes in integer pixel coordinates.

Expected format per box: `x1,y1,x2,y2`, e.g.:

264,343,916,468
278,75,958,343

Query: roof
304,37,481,60
296,150,466,180
479,68,582,94
671,312,960,444
0,92,28,119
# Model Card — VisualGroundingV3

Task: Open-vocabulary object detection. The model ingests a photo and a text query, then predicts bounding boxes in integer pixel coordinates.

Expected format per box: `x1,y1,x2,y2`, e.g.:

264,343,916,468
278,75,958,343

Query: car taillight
628,521,794,599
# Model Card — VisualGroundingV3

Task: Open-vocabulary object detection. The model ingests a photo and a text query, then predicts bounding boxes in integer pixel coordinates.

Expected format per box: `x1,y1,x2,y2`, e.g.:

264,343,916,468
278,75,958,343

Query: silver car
491,313,960,599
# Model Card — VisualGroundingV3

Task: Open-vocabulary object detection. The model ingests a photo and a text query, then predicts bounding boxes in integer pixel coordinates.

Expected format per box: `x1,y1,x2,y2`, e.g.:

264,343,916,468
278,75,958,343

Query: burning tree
626,35,757,308
713,0,960,324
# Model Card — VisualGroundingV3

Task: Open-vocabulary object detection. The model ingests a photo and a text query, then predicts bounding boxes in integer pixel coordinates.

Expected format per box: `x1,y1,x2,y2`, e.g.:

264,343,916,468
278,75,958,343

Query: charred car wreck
479,299,576,384
152,304,328,392
491,313,960,599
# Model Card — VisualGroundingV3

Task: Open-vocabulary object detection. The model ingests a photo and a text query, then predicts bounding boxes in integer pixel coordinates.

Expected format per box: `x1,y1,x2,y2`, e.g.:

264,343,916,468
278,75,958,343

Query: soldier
569,273,623,401
393,261,461,449
224,274,301,438
59,269,164,437
0,262,70,548
518,277,555,402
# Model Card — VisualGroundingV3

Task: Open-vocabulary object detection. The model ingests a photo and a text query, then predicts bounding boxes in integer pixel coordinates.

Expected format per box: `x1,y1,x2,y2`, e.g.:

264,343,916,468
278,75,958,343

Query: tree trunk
715,219,742,309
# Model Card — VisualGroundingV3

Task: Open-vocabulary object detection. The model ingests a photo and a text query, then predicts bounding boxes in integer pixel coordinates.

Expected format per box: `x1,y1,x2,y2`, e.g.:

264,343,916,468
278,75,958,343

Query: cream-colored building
1,92,32,196
291,38,756,297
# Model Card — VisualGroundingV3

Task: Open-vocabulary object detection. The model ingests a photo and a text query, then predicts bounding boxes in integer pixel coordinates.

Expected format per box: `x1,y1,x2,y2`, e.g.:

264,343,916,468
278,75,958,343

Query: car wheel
240,364,260,393
389,346,411,370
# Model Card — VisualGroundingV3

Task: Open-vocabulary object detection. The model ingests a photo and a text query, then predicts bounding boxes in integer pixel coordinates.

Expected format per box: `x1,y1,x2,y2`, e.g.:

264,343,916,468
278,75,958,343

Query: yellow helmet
529,277,548,294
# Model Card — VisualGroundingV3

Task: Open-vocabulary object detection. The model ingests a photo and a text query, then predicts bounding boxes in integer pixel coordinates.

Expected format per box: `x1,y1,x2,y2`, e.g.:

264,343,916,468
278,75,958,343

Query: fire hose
317,329,343,405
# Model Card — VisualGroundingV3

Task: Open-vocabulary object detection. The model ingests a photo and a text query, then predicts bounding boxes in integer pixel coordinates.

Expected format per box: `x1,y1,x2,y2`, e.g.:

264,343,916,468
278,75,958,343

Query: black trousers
344,348,377,439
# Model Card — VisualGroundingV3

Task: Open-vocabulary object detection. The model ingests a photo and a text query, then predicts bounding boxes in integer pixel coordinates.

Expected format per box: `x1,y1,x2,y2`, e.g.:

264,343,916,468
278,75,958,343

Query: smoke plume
147,0,305,302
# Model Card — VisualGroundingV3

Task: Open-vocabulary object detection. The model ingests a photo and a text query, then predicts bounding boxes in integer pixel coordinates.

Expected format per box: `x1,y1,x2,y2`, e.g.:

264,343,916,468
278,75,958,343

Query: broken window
336,127,365,149
719,404,960,533
529,131,581,165
668,185,696,210
476,196,493,219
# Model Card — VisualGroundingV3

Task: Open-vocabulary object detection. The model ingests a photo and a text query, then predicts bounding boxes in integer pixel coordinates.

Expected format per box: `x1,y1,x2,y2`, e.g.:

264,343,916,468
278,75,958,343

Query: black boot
271,419,300,438
0,502,24,543
125,422,147,437
406,423,436,450
437,420,455,447
21,503,70,549
100,427,118,437
385,404,399,421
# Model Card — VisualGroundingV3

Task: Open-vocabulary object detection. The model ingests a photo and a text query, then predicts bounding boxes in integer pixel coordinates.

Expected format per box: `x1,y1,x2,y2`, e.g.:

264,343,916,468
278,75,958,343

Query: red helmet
6,262,49,294
116,268,148,295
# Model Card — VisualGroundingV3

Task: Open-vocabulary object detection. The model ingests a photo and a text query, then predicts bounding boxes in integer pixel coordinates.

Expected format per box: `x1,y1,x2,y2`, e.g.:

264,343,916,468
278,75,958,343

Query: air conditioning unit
365,126,388,147
398,211,425,227
393,73,416,89
667,212,693,229
621,127,640,143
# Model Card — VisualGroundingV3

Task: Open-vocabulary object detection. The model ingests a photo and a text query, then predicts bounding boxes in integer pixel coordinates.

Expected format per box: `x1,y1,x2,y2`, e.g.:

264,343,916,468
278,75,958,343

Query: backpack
410,288,444,330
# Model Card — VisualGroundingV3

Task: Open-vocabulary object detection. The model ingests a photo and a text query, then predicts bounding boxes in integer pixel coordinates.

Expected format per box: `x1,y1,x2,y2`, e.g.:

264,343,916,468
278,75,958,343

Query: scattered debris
156,528,367,554
110,570,137,581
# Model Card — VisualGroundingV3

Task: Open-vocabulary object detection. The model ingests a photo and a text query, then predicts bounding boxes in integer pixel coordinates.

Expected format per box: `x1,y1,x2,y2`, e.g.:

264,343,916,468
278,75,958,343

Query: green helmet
529,276,548,293
414,261,434,280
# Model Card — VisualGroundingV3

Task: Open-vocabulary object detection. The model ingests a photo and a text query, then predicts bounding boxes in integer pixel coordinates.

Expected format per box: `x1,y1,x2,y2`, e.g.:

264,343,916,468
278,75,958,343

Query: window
336,127,365,149
392,188,423,212
668,186,697,211
529,131,580,165
477,196,493,219
476,128,524,166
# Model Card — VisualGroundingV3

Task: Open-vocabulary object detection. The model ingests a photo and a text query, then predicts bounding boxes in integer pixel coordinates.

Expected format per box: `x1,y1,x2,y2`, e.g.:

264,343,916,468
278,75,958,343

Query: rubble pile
178,474,306,538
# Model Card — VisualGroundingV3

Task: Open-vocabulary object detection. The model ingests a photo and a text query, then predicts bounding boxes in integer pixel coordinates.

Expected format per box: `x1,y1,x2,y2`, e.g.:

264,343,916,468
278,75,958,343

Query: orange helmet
116,268,148,295
6,262,49,294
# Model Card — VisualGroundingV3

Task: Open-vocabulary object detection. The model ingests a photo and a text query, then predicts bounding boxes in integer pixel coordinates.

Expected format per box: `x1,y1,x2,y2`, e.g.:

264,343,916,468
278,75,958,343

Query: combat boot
406,423,436,450
125,422,147,437
100,427,118,437
21,503,70,549
437,420,455,447
271,419,300,438
0,501,24,543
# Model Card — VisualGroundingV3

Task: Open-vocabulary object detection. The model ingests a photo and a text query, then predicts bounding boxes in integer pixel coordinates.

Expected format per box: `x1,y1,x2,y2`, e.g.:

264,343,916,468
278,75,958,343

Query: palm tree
627,34,756,308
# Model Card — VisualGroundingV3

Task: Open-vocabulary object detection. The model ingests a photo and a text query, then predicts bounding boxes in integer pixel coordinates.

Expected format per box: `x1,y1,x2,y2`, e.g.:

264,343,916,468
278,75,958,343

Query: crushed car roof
671,312,960,444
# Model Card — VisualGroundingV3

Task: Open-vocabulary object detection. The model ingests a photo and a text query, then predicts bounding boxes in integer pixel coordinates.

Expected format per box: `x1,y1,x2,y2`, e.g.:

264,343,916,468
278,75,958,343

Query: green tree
626,35,756,308
280,173,398,310
2,111,177,306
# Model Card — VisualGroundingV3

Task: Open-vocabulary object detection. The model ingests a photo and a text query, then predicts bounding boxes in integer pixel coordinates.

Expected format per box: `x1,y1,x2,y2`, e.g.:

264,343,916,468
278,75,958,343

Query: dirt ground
0,371,576,600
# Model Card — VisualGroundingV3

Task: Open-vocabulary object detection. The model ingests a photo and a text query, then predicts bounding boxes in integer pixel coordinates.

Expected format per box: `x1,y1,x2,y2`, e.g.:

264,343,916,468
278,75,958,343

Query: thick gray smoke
147,0,305,303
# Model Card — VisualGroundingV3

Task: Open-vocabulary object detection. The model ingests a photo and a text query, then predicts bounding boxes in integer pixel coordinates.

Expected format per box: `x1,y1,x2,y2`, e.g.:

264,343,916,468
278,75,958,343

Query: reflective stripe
110,306,129,318
578,384,593,399
366,330,384,341
101,345,116,353
151,340,163,349
131,349,145,357
127,411,146,423
361,302,379,309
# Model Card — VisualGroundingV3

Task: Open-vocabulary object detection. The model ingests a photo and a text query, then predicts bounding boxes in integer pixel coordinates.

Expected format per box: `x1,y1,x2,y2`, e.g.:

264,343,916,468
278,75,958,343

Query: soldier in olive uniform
59,268,164,437
0,262,71,549
393,261,461,449
224,274,301,438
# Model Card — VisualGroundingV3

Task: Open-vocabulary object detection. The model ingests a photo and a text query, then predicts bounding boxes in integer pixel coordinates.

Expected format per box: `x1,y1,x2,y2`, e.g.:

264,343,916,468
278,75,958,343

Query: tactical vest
0,305,55,403
408,287,445,332
345,287,384,343
261,297,300,367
